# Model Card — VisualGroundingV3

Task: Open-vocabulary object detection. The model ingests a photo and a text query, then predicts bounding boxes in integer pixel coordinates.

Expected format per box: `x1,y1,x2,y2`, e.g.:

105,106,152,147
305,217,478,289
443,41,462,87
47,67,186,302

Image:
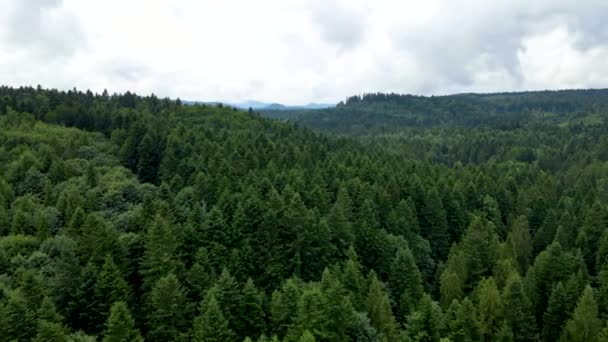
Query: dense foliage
1,85,608,341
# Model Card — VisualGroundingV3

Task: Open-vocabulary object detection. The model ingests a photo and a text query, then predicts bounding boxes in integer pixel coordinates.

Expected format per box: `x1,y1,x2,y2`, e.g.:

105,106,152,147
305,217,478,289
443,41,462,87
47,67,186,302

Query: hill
261,89,608,133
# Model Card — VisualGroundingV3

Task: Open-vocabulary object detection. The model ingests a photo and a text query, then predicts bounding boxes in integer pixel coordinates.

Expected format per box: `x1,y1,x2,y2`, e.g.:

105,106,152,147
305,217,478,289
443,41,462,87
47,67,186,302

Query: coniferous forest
2,85,608,342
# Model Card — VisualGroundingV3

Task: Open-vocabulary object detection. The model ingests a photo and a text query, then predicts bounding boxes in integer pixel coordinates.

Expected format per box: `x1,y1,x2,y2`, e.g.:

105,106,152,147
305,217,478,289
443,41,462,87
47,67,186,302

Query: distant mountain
182,99,334,110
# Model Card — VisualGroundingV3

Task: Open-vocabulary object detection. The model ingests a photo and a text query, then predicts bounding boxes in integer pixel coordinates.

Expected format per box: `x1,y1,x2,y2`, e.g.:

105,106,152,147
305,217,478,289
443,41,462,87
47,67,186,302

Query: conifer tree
33,320,70,342
477,277,502,341
502,275,537,342
366,272,399,341
420,188,449,260
237,278,266,339
193,294,236,342
141,214,183,291
94,256,130,331
560,286,602,342
389,245,424,320
405,294,442,342
102,301,143,342
146,273,187,341
445,298,480,342
542,282,569,342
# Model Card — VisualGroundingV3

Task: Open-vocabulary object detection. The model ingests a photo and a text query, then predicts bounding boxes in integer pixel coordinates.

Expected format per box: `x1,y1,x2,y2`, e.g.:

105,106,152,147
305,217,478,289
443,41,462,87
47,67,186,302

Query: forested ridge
1,85,608,341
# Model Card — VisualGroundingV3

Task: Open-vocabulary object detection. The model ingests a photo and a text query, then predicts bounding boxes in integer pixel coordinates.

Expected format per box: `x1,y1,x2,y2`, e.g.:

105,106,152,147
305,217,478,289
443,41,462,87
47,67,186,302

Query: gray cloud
2,0,86,59
308,0,368,50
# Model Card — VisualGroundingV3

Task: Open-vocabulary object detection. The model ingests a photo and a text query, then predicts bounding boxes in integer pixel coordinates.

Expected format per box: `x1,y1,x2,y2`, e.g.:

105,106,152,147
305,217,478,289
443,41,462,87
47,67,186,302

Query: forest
1,85,608,342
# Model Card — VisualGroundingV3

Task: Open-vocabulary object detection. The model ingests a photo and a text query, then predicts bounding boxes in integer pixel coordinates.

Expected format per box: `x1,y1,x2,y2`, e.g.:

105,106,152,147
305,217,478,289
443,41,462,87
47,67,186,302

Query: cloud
307,0,369,50
1,0,86,59
0,0,607,104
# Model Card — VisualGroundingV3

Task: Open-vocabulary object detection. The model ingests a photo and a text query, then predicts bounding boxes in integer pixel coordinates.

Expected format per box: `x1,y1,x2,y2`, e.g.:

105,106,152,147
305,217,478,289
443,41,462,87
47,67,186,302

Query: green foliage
366,272,399,341
560,286,603,342
145,273,188,341
405,294,443,342
193,294,236,342
389,245,424,320
1,86,608,341
102,301,143,342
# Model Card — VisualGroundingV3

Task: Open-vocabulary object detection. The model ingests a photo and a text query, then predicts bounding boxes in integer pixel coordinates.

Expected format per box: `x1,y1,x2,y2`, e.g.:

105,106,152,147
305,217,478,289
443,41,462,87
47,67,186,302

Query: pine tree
405,294,442,342
328,185,354,255
94,256,130,332
102,301,143,342
193,294,236,342
577,201,607,274
237,278,266,339
420,188,449,260
320,269,355,341
477,277,502,341
460,216,499,289
542,282,569,342
366,272,399,341
445,297,480,342
141,214,183,291
298,330,317,342
4,290,37,341
508,216,532,273
290,283,327,340
67,262,98,333
341,246,365,310
502,275,537,342
146,273,187,341
186,247,216,303
137,132,160,184
560,286,602,342
38,296,63,324
389,245,423,320
271,278,301,339
33,320,70,342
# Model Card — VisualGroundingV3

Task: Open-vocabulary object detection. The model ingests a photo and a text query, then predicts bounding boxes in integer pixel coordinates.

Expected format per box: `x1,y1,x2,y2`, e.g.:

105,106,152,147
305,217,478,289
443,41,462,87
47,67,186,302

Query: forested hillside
1,86,608,341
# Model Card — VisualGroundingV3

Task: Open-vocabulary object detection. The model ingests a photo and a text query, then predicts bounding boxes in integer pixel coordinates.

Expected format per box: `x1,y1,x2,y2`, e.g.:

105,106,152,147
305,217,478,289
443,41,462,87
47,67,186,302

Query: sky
0,0,607,105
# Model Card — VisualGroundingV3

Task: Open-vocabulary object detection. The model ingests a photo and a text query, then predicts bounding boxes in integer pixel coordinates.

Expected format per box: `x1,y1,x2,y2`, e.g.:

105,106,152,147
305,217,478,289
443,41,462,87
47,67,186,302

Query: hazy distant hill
260,89,608,133
183,99,333,110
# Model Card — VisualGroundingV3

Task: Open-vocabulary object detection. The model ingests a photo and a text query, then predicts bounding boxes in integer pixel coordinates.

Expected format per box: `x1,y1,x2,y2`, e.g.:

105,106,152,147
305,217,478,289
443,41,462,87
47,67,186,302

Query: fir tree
560,286,603,342
102,301,143,342
193,294,236,342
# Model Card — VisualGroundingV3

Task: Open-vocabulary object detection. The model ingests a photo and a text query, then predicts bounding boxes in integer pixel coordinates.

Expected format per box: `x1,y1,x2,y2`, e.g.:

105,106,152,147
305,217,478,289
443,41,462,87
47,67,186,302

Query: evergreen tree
237,278,267,339
502,275,537,342
33,320,70,342
405,294,442,342
141,214,183,291
389,245,424,320
328,185,354,255
93,256,130,332
420,188,450,260
560,286,603,342
460,216,499,289
146,273,187,341
366,272,399,341
341,246,366,310
542,282,569,342
102,301,143,342
508,216,532,273
445,298,480,342
477,277,502,341
193,294,236,342
320,268,355,341
137,132,160,184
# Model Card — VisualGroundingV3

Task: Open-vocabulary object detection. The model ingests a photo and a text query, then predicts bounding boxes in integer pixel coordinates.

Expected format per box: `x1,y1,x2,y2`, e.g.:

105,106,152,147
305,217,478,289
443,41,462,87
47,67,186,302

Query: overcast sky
1,0,607,104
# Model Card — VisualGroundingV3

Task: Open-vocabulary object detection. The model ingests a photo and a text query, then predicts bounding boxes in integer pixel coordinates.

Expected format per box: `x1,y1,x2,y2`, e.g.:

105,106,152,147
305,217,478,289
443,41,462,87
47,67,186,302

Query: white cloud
0,0,607,104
